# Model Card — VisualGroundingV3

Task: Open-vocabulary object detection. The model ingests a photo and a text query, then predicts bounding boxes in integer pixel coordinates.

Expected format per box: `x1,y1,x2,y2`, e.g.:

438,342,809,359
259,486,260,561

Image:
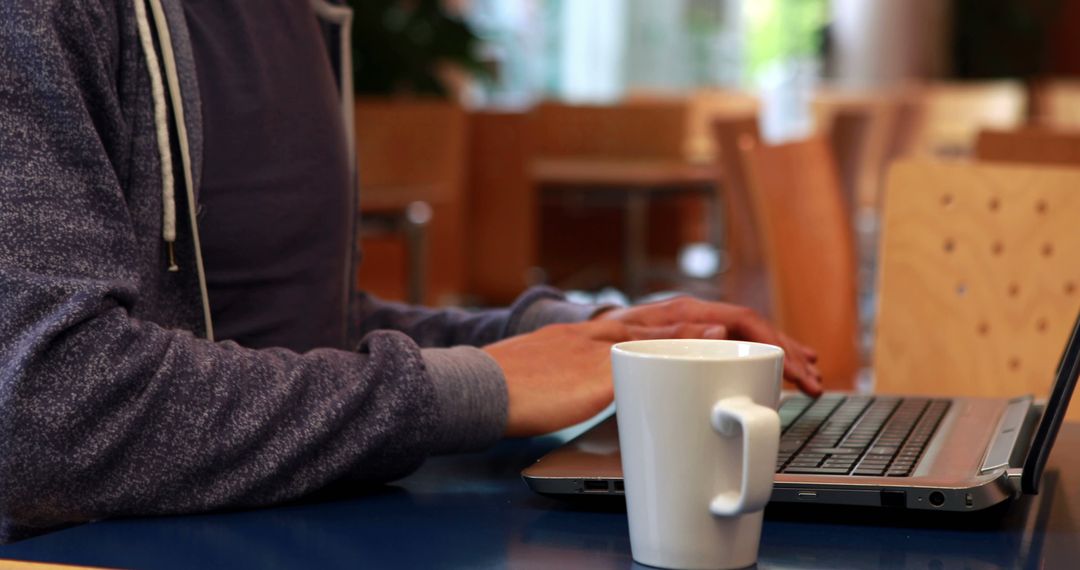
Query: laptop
522,310,1080,512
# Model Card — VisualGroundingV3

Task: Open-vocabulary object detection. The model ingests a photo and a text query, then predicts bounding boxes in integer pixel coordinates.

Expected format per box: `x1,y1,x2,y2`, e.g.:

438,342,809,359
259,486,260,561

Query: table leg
707,185,729,274
404,201,432,305
624,192,648,300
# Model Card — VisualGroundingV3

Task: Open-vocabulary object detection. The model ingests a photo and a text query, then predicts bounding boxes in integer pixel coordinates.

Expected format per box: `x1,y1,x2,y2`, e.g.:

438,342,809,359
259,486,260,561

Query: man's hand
594,297,823,396
485,319,730,437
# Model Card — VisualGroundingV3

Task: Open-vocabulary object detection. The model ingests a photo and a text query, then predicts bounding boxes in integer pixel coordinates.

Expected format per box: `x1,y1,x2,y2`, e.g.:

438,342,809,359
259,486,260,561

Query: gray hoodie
0,0,594,541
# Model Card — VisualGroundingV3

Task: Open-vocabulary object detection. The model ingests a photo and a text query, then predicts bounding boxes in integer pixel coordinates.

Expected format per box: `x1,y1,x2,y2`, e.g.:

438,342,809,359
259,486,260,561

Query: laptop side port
613,480,625,493
583,480,609,493
881,490,907,508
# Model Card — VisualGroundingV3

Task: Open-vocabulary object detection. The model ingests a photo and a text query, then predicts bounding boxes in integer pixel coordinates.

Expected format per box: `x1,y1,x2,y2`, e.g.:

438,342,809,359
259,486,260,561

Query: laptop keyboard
775,394,950,477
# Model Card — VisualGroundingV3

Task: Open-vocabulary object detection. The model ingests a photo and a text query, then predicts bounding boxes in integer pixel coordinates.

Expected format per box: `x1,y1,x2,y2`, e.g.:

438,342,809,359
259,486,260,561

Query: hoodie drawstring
133,0,178,272
133,0,216,341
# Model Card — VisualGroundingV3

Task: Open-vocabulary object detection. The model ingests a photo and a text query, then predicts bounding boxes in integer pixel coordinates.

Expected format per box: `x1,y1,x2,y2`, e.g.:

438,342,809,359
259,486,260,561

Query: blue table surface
3,418,1078,570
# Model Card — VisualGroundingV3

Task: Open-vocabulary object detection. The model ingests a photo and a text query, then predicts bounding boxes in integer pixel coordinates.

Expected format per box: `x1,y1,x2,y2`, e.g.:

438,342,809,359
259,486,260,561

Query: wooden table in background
531,158,723,299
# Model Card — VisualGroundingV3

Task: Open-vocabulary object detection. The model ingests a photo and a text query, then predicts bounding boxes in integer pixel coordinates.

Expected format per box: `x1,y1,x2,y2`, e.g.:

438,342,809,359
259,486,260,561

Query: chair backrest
711,114,769,316
812,89,915,213
465,111,536,305
354,98,467,204
353,98,468,305
685,89,760,163
975,127,1080,167
823,107,875,214
741,137,861,390
879,95,925,169
875,161,1080,419
530,100,688,160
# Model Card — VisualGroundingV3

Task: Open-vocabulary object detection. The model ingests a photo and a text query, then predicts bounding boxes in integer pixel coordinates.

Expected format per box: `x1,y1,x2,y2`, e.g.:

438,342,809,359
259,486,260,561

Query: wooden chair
975,127,1080,167
711,114,768,316
812,93,900,370
875,161,1080,419
465,111,537,305
741,138,861,390
823,106,876,215
354,98,468,305
685,89,760,164
812,90,896,215
878,95,925,174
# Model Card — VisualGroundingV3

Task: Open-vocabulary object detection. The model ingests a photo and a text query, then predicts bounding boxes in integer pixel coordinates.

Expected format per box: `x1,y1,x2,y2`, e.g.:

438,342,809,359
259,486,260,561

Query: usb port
583,480,608,493
614,480,625,493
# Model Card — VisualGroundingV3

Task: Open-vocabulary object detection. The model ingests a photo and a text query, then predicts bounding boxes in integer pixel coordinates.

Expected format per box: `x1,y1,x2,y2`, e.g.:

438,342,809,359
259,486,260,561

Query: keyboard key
778,439,807,454
859,462,890,470
788,460,825,469
784,467,852,475
857,458,888,465
859,458,890,466
859,458,890,465
779,398,813,429
809,435,841,445
823,460,855,470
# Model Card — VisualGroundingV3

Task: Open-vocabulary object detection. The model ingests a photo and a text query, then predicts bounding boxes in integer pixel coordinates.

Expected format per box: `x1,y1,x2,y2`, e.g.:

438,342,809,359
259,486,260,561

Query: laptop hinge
979,396,1034,474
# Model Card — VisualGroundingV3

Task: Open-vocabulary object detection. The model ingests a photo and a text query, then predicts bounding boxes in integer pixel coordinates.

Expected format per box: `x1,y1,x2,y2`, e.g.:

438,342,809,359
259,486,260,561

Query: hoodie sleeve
0,1,504,541
347,287,607,349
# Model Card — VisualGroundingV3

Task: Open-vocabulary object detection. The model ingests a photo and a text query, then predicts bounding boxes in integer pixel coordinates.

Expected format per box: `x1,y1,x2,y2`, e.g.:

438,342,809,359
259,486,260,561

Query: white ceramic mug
611,339,783,570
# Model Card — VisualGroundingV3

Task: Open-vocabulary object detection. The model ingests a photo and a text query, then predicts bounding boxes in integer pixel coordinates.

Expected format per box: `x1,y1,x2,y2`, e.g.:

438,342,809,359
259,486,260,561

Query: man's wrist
517,298,614,333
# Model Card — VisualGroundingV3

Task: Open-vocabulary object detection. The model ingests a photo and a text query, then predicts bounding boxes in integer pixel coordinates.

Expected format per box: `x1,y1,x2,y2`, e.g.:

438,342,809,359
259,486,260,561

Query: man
0,0,820,541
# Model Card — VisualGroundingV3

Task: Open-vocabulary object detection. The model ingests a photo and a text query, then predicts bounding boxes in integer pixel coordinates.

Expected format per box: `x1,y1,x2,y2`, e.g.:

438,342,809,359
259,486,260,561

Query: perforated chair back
875,161,1080,419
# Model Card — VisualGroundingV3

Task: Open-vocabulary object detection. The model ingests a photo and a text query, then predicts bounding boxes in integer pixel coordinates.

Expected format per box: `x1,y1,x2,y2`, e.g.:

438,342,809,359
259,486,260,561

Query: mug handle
708,396,781,517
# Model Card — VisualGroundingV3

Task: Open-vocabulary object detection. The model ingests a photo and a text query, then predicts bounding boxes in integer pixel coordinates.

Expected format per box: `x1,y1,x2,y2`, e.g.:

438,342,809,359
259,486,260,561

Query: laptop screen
1021,309,1080,494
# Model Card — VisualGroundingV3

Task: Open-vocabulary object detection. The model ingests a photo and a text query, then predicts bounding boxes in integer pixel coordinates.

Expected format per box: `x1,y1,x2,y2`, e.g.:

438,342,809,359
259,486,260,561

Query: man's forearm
347,286,604,349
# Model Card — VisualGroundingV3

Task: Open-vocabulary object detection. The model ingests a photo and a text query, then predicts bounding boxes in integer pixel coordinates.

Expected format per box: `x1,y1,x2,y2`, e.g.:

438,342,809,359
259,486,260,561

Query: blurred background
348,0,1080,401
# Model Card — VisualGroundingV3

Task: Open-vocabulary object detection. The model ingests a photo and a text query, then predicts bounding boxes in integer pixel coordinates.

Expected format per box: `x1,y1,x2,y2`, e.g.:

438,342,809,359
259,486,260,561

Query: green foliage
349,0,489,97
744,0,828,79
